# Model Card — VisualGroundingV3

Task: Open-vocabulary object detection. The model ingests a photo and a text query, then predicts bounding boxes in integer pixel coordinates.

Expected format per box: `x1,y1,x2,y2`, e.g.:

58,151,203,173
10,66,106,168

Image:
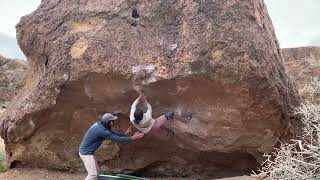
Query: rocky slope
282,47,320,91
0,55,27,115
0,0,300,178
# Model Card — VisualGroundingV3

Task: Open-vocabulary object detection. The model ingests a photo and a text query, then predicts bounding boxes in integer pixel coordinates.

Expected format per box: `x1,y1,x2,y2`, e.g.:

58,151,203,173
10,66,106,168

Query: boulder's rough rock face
0,55,27,115
0,0,300,178
282,47,320,91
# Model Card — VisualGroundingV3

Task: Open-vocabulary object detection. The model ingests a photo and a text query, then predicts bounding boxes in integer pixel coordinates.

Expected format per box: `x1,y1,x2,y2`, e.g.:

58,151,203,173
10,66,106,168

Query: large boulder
0,55,27,115
1,0,300,178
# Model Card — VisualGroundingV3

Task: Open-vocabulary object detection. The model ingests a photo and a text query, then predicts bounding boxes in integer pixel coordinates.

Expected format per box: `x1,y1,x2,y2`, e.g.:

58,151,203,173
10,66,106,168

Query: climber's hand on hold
142,95,149,104
133,84,142,93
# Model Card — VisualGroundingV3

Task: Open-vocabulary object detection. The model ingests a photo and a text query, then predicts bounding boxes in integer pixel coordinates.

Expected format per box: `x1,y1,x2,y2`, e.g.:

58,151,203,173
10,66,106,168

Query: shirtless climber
129,90,192,136
79,113,144,180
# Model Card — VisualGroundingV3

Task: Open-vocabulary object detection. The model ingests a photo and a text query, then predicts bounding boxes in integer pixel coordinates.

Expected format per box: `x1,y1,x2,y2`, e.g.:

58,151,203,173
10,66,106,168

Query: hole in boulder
131,21,138,27
132,8,140,19
45,58,49,67
10,160,22,168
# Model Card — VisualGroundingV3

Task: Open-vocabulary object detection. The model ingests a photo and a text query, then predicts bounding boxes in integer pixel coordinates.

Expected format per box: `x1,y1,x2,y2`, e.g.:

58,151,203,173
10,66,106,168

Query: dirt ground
0,168,256,180
0,139,256,180
0,168,84,180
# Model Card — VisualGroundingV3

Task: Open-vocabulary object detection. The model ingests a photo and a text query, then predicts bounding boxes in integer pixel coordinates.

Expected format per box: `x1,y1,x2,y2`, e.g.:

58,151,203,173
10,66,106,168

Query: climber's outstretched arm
130,94,143,120
143,96,152,119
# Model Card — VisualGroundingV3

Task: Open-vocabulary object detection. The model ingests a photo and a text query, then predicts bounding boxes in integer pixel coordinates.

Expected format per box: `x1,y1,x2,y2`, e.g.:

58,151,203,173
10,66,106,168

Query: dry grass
254,77,320,179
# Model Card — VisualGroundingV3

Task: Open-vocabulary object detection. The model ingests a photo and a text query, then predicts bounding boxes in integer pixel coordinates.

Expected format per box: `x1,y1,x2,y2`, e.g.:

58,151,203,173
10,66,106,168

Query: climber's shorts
164,111,174,121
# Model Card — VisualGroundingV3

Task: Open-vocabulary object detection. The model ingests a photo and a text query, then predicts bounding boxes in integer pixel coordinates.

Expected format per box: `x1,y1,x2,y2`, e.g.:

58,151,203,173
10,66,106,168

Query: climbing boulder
1,0,300,178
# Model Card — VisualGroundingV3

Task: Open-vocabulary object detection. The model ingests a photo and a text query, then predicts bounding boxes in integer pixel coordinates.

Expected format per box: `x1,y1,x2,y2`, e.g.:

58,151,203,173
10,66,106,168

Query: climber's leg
150,114,171,136
150,124,174,137
173,112,193,123
150,111,192,136
162,111,192,123
152,115,167,129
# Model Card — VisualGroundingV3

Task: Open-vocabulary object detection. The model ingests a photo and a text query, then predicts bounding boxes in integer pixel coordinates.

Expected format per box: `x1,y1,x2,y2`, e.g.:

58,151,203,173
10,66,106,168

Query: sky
0,0,319,59
264,0,320,48
0,0,41,59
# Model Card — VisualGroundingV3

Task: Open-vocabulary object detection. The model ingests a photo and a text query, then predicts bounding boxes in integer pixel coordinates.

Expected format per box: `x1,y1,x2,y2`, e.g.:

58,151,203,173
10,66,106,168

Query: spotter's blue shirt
79,121,131,155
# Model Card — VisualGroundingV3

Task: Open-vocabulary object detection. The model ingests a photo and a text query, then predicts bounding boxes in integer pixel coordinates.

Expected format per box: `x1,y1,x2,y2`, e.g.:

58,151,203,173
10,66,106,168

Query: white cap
101,113,118,123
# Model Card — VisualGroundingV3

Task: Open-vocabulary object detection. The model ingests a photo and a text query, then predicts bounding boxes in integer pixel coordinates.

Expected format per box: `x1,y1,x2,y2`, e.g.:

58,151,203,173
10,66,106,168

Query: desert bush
254,78,320,180
299,77,320,102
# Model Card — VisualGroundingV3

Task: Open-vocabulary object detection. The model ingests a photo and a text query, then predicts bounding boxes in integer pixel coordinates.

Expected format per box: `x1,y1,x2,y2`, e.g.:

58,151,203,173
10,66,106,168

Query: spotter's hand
125,126,133,135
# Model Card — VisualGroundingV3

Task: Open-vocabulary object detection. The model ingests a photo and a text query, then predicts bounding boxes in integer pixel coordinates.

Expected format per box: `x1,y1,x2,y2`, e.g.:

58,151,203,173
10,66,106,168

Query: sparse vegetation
308,56,320,68
254,77,320,179
0,138,6,173
0,153,6,173
299,77,320,103
0,151,6,173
